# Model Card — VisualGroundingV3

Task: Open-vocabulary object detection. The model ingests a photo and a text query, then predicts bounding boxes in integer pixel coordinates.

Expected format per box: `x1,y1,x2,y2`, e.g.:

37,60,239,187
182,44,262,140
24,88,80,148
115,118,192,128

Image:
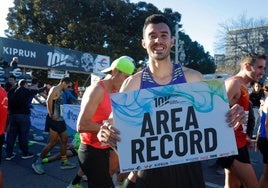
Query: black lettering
160,135,173,159
204,128,217,152
185,106,199,130
159,97,164,106
141,113,154,137
154,98,158,107
189,130,203,154
175,132,188,156
171,107,183,132
147,136,159,161
156,110,169,134
131,139,145,163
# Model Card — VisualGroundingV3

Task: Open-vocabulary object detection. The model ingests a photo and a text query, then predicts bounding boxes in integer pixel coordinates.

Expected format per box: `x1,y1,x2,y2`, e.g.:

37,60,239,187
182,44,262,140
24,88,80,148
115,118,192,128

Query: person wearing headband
76,56,135,188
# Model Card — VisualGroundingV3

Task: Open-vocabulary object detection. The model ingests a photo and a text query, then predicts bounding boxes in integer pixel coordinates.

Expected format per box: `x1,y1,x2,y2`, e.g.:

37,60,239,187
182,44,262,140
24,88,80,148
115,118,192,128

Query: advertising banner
0,37,110,74
30,104,80,134
111,79,237,173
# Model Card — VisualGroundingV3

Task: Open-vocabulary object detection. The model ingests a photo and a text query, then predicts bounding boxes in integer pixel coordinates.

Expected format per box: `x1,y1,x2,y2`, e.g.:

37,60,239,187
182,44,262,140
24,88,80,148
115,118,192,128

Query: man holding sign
98,14,246,187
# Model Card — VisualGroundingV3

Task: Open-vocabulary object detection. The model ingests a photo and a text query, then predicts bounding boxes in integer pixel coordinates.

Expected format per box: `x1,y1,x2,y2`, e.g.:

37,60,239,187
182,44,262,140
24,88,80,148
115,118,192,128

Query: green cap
101,56,135,75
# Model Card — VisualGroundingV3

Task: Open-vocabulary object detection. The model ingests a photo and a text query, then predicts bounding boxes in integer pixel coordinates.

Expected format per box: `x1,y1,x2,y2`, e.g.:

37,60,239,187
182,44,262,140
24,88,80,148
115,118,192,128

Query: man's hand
97,124,120,147
226,104,246,130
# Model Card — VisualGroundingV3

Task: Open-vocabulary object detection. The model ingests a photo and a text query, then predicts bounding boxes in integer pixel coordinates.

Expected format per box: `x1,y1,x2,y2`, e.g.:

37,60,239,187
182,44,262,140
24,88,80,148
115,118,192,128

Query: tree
5,0,155,60
179,32,216,74
215,14,268,74
4,0,214,80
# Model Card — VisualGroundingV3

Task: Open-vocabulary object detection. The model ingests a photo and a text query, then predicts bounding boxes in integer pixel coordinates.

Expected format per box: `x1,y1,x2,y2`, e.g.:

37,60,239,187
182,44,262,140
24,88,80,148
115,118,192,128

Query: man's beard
151,52,170,61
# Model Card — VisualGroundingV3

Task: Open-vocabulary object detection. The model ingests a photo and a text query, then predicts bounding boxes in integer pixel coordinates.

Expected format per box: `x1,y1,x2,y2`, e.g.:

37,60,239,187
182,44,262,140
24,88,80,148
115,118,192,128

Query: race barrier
30,104,80,134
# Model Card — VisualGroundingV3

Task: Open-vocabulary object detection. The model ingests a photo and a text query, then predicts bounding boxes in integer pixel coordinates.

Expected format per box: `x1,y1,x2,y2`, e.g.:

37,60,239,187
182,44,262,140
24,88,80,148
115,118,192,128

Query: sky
1,0,268,55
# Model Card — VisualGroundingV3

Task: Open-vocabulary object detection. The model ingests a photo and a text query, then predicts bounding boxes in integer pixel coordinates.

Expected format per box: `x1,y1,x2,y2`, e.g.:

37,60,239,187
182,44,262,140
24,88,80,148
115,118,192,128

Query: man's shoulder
120,71,142,92
225,76,241,86
182,67,203,82
224,76,243,101
49,85,61,94
86,81,105,96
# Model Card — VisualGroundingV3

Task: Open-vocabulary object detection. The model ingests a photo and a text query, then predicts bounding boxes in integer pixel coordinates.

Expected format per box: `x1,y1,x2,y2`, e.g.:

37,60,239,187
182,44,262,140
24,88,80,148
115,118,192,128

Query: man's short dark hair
240,53,267,66
9,75,16,79
60,77,72,84
143,14,172,37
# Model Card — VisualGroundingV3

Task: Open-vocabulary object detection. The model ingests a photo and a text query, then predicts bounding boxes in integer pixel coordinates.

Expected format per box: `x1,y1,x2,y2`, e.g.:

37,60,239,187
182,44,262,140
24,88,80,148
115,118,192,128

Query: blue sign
0,37,110,74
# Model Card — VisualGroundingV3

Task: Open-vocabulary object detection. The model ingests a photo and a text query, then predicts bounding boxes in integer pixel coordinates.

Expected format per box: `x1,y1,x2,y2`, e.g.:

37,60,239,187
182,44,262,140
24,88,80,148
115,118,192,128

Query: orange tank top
80,81,111,149
235,85,249,148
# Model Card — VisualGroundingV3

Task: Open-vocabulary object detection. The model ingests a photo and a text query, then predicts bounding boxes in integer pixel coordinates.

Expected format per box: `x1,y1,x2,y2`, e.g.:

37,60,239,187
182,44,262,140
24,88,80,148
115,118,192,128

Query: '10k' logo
154,96,170,108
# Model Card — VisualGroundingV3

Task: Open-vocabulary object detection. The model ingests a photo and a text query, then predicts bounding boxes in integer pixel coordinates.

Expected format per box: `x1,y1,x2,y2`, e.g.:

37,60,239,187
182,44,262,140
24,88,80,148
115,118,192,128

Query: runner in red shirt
219,54,266,188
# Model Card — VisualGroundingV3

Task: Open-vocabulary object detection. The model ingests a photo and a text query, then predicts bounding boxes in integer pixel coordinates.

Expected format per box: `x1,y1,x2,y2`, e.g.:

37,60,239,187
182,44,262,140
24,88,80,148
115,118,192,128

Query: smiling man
218,54,266,188
98,14,246,188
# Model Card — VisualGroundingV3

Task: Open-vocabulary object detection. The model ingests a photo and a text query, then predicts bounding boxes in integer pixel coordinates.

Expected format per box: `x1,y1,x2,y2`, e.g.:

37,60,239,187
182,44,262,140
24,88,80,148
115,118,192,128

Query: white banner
111,79,238,173
62,104,80,131
30,104,80,133
30,104,47,130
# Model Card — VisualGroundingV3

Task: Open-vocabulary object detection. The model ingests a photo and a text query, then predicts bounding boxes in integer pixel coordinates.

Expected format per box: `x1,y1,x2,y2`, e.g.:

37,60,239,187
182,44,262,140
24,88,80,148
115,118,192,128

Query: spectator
62,85,78,104
250,82,265,138
29,78,48,106
5,79,47,160
32,77,76,175
4,75,16,92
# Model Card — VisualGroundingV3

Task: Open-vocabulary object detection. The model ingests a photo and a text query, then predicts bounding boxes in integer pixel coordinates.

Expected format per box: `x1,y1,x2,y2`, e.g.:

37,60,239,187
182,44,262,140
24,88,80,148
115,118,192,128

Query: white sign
47,69,69,79
31,104,79,134
94,55,110,73
111,79,237,173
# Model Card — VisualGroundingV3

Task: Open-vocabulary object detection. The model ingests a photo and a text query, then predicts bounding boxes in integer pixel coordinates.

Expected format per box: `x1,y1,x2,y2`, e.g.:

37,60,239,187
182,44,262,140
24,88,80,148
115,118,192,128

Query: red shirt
235,85,249,148
0,86,8,135
80,81,112,149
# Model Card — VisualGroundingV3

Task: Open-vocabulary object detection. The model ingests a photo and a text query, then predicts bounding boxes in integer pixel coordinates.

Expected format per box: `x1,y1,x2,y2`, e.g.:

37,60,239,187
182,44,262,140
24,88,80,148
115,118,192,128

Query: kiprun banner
110,79,238,173
0,37,110,74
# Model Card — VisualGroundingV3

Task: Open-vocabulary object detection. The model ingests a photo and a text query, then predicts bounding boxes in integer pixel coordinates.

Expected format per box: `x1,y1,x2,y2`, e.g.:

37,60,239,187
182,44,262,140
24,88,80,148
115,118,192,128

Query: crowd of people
0,58,81,187
0,14,268,188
